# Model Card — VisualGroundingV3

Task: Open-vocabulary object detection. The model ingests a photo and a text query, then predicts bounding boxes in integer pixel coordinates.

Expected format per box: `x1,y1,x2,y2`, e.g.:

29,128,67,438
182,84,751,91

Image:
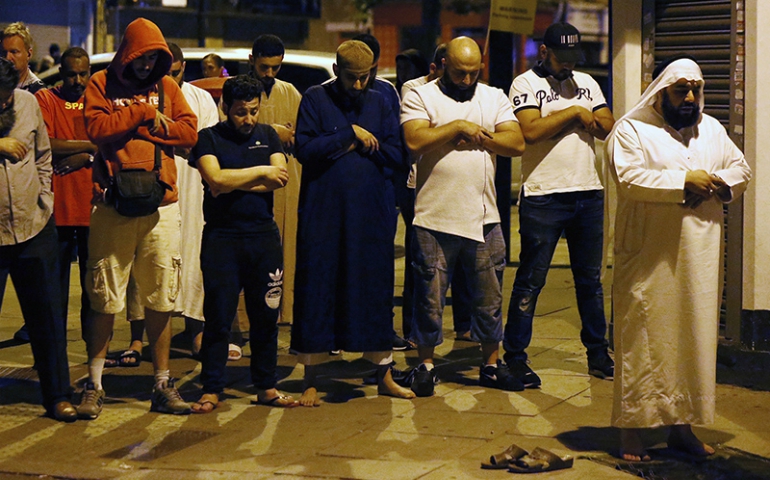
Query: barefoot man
291,40,415,405
606,55,751,461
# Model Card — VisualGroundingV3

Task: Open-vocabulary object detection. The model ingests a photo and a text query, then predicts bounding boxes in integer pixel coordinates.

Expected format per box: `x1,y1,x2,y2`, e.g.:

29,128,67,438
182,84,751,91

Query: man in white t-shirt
400,43,475,344
401,37,525,397
504,22,616,388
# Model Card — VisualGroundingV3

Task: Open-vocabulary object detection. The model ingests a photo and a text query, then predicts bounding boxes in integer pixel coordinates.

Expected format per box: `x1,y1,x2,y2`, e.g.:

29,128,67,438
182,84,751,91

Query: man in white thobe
606,55,751,461
169,43,220,355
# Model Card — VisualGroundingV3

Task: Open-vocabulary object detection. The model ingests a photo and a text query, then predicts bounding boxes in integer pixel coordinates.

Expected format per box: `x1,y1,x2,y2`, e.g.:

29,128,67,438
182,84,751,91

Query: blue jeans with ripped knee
411,224,506,347
503,190,609,363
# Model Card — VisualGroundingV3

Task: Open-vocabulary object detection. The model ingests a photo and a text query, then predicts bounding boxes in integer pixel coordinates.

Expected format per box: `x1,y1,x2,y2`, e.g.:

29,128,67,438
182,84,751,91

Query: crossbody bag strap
154,80,164,172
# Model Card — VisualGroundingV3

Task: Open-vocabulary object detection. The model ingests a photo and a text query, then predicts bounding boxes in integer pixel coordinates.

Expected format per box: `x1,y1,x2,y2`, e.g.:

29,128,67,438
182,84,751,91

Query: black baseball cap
543,22,584,63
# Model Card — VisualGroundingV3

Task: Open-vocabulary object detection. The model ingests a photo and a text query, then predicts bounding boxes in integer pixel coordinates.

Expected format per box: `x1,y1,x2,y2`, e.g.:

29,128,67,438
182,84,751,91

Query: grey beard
0,106,15,136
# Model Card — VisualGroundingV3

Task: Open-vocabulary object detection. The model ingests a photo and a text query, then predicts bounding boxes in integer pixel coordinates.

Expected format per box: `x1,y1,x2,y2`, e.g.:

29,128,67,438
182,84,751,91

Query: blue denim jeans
412,224,506,347
503,190,609,363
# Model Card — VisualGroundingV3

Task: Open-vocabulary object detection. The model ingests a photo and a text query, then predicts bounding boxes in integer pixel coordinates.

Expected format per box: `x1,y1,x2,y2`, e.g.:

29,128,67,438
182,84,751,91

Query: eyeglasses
168,69,182,77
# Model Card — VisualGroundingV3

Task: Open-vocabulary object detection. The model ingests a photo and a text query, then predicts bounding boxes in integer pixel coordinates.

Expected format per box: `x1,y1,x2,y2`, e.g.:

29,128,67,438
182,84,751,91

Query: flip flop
227,344,242,361
106,349,141,368
481,443,529,469
251,394,298,408
508,447,574,474
191,399,219,414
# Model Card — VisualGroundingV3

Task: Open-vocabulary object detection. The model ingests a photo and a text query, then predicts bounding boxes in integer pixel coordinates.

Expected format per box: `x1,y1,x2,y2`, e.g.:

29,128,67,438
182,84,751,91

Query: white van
38,47,335,95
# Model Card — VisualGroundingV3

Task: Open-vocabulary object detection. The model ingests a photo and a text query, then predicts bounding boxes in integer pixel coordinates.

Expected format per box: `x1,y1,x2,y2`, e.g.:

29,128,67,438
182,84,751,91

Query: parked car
38,47,336,95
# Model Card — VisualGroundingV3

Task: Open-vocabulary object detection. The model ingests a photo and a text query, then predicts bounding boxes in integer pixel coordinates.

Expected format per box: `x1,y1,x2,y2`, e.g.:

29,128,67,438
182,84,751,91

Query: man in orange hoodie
79,18,198,419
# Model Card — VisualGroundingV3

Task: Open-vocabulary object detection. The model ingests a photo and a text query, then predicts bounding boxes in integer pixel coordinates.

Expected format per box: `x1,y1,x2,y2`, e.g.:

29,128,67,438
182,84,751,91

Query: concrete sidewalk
1,243,770,478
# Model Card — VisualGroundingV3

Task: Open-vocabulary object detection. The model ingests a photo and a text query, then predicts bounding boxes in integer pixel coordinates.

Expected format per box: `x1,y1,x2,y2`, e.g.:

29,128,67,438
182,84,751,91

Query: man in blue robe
291,40,414,406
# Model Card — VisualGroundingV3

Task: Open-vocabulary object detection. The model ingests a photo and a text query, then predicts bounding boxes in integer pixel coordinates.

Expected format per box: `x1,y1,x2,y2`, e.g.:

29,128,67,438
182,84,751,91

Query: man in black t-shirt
189,75,296,412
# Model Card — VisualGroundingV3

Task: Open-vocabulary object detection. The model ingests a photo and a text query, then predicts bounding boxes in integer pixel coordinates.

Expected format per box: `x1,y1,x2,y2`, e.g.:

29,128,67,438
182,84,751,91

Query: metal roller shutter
641,0,746,339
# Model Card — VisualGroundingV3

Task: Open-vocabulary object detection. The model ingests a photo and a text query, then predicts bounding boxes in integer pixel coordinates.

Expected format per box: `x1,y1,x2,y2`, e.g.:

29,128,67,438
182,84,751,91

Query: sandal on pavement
106,349,141,368
508,447,574,474
481,443,529,469
251,394,298,408
191,399,219,414
227,344,242,362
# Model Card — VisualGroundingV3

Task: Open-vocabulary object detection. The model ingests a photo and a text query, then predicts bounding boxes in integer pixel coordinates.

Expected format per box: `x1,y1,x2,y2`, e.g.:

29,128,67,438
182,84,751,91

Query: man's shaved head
445,37,482,70
336,40,374,74
441,37,483,100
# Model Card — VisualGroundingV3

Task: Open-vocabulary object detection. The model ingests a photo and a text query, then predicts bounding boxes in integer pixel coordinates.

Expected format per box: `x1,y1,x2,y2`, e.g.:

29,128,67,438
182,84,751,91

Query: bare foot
191,393,219,414
378,368,416,399
620,428,651,462
299,387,321,407
668,425,715,457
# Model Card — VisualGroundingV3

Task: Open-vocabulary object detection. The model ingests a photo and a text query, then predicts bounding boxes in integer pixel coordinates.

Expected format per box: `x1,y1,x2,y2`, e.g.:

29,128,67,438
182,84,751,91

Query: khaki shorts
86,203,182,315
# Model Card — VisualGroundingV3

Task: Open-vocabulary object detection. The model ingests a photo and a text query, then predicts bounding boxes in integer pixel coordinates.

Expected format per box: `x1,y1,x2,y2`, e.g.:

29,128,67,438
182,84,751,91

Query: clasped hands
683,169,729,208
352,124,379,154
452,120,493,150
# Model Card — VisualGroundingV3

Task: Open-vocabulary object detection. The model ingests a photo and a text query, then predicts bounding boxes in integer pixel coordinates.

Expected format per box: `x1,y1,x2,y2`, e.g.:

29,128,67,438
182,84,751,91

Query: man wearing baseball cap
502,22,616,388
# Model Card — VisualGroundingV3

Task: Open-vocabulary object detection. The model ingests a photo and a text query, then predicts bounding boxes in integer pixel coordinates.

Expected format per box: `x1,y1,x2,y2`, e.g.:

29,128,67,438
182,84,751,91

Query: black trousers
0,218,71,412
199,226,283,394
57,226,90,341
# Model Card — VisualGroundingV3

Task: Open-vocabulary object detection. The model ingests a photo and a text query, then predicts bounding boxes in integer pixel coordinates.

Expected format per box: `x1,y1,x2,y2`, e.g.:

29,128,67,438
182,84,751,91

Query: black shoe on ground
479,361,524,391
508,359,542,388
13,325,30,343
406,363,438,397
588,352,614,380
392,335,415,351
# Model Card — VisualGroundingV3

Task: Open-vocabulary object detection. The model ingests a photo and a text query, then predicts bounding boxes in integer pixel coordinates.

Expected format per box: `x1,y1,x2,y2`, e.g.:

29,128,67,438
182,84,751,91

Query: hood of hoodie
109,18,172,91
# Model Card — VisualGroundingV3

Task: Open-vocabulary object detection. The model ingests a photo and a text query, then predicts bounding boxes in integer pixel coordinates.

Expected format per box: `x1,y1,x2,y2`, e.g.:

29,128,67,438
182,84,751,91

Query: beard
259,75,275,89
438,73,477,102
0,104,15,136
661,91,700,130
552,69,572,81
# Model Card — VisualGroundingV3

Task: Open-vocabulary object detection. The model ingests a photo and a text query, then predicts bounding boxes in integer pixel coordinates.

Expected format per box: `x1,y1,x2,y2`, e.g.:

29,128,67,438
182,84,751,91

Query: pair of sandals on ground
481,426,716,474
481,443,574,474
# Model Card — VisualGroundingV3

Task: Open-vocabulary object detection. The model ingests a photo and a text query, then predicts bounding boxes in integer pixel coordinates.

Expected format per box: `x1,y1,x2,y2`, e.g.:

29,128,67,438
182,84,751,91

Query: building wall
743,0,770,312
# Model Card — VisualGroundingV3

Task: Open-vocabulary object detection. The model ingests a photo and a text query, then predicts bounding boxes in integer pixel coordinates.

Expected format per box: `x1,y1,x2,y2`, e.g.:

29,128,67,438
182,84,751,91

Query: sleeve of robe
610,119,688,203
709,123,751,203
365,93,406,172
295,87,356,165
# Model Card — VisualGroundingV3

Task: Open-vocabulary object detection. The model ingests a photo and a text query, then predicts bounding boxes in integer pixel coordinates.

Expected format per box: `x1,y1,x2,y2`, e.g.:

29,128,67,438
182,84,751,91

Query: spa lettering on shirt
64,101,84,110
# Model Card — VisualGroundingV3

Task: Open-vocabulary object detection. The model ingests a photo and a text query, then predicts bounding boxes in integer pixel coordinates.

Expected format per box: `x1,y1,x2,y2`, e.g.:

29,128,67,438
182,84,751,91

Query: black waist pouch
109,169,171,217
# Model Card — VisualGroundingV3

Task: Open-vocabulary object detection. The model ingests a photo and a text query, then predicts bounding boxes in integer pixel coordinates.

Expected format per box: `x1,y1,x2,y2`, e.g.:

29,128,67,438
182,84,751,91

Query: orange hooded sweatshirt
84,17,197,205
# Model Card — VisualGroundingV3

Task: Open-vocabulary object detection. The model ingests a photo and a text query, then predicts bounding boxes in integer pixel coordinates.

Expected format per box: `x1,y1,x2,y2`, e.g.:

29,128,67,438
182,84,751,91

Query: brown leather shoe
52,401,77,423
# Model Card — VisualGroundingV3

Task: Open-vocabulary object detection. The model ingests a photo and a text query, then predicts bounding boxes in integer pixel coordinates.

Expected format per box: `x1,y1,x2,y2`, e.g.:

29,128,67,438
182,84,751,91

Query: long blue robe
291,80,405,353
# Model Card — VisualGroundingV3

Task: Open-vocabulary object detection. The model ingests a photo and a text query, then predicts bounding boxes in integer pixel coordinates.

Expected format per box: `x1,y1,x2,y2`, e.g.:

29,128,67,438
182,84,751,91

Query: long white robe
608,106,750,428
174,81,220,320
257,79,302,324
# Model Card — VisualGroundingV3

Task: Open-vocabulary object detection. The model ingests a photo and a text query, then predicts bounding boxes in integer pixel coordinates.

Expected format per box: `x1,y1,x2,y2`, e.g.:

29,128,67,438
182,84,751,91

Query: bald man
401,37,526,396
291,40,415,406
